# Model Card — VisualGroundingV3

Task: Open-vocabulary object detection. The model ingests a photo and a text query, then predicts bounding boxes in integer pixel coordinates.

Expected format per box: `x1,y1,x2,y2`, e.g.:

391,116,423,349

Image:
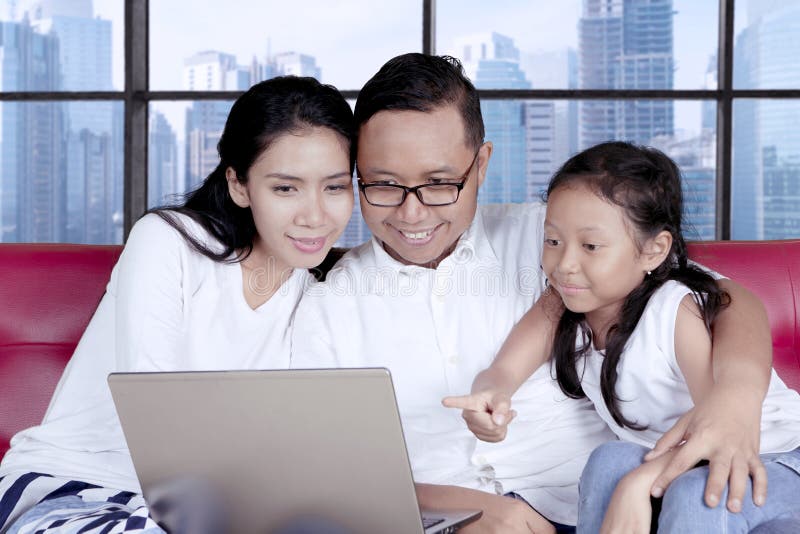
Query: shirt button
472,454,488,466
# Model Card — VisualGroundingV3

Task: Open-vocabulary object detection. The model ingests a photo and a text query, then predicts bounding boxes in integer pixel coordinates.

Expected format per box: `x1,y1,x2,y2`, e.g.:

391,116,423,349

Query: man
292,53,771,532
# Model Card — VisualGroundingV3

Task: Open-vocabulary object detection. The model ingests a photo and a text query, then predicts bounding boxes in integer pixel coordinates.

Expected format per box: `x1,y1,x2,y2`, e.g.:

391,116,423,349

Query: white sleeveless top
578,280,800,453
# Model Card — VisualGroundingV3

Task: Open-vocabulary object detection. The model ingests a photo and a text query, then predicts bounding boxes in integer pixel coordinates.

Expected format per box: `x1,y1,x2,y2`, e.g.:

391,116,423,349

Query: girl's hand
442,390,516,442
600,472,653,534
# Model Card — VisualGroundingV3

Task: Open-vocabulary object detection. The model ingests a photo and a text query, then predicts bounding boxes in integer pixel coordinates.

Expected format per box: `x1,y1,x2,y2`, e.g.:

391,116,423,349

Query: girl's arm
600,449,677,534
648,280,770,511
441,288,562,441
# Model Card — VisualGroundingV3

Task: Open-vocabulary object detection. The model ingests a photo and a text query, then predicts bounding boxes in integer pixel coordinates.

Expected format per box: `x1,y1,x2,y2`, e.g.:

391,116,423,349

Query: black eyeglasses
357,150,480,207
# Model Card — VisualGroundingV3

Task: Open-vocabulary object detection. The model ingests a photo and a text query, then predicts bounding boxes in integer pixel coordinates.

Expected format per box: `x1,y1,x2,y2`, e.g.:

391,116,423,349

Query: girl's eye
544,238,560,247
583,243,599,251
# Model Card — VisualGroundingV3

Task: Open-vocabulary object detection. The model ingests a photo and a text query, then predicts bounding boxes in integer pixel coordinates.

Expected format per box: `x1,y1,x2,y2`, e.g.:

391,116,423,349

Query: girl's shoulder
646,280,695,312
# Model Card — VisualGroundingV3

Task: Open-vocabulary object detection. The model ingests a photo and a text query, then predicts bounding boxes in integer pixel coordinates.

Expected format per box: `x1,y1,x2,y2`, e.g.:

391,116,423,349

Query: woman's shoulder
128,212,222,255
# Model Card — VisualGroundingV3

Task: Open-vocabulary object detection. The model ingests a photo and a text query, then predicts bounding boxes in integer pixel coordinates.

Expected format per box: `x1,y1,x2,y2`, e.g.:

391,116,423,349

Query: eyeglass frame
356,148,481,207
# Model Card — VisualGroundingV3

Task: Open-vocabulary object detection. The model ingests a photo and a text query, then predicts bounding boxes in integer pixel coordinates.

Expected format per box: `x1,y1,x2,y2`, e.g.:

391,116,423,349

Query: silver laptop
108,368,481,534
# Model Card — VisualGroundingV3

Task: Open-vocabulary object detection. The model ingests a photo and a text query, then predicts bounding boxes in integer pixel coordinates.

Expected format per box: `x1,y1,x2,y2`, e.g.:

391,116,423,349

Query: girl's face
227,126,353,275
541,183,654,333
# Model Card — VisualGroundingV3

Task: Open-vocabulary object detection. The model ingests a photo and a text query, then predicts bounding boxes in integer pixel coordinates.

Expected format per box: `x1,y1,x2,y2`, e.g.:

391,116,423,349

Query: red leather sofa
1,240,799,459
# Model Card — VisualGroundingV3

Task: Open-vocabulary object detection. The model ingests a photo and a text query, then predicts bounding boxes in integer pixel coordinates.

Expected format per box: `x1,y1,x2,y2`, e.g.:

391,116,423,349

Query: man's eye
428,178,456,185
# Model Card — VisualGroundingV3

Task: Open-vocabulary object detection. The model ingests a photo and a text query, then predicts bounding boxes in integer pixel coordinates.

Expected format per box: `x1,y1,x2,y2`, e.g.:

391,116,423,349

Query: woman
0,76,355,533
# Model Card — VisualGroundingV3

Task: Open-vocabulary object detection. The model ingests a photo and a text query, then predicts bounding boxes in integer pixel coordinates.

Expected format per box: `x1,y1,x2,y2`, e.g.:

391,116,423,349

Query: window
1,1,798,245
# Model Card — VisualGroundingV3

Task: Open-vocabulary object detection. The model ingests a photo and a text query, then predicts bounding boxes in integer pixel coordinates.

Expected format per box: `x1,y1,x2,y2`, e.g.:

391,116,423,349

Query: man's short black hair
354,53,485,150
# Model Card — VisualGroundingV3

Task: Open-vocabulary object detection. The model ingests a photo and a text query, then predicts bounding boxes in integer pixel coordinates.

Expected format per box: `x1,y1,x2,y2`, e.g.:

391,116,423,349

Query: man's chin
382,241,444,268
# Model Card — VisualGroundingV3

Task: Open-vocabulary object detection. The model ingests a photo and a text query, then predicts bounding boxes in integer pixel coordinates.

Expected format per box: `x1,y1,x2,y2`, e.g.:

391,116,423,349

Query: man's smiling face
356,104,490,268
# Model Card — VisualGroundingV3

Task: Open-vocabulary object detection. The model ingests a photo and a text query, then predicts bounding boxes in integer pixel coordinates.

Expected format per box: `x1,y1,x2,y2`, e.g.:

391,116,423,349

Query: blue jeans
577,441,800,534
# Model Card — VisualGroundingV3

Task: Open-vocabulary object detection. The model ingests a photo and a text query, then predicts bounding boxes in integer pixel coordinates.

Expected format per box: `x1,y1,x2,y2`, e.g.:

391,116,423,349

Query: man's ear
643,230,673,272
226,167,250,208
476,141,493,188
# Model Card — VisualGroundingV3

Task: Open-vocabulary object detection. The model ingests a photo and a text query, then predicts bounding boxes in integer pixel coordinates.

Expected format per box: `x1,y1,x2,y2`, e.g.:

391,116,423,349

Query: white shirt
579,280,800,453
291,203,615,525
0,214,311,492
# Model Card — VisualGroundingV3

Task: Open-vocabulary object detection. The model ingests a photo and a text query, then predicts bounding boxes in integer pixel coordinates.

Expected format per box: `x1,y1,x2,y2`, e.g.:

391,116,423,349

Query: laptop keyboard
422,517,445,529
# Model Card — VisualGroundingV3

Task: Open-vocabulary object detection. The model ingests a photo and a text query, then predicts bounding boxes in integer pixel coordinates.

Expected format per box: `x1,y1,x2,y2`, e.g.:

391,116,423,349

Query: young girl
445,142,800,532
0,76,355,533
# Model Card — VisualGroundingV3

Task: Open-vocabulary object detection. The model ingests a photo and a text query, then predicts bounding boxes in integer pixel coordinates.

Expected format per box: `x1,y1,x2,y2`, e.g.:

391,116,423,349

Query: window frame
0,0,798,240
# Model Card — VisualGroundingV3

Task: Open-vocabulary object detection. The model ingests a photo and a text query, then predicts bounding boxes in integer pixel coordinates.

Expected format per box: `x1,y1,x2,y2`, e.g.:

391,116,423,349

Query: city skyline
1,0,798,245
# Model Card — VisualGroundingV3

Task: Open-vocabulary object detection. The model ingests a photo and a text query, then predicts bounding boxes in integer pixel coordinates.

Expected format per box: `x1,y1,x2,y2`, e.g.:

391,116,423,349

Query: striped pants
0,472,164,534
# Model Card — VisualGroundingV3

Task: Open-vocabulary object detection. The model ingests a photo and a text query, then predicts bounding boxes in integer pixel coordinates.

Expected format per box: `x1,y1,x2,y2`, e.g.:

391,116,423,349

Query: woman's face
227,126,353,276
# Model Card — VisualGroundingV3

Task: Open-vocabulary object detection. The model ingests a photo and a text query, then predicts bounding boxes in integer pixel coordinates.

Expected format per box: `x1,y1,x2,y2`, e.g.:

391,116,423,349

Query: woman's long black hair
547,141,730,429
152,76,355,262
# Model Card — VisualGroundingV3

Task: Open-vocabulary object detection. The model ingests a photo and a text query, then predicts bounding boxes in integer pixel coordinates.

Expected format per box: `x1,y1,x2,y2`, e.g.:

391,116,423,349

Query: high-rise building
182,51,246,192
0,17,65,242
733,0,800,239
579,0,674,148
148,111,179,208
521,48,579,198
652,130,717,240
270,52,321,79
454,32,532,204
5,0,121,244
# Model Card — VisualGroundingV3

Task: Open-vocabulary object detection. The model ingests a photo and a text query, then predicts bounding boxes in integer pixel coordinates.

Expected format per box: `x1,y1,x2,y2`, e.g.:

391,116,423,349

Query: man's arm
647,278,771,511
416,484,555,534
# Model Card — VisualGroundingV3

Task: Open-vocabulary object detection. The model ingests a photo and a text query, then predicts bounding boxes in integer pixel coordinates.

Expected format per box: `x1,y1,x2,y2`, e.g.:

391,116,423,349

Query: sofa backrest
0,244,122,458
1,240,799,458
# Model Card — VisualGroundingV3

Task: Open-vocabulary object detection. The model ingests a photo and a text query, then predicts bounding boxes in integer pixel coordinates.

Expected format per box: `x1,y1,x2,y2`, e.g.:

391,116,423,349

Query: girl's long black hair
547,141,730,429
152,76,355,262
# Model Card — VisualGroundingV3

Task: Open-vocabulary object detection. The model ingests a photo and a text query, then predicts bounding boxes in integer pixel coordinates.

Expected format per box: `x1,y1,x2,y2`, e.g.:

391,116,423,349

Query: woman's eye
273,185,296,194
583,243,599,251
544,238,560,246
326,183,351,193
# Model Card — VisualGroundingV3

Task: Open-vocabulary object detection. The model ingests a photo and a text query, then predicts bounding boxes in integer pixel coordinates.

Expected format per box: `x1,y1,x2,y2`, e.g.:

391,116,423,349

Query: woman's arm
113,214,190,372
648,282,771,511
441,289,562,441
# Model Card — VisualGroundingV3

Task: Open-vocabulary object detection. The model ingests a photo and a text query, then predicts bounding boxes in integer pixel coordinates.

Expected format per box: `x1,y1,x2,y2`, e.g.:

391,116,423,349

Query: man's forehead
357,106,469,152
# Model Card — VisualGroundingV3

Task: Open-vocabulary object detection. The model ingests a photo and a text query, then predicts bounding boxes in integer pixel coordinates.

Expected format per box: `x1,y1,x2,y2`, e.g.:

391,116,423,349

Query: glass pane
734,0,800,89
478,98,715,240
0,0,124,91
150,1,420,91
0,100,123,243
148,101,233,208
733,99,800,239
436,0,718,90
148,100,369,248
